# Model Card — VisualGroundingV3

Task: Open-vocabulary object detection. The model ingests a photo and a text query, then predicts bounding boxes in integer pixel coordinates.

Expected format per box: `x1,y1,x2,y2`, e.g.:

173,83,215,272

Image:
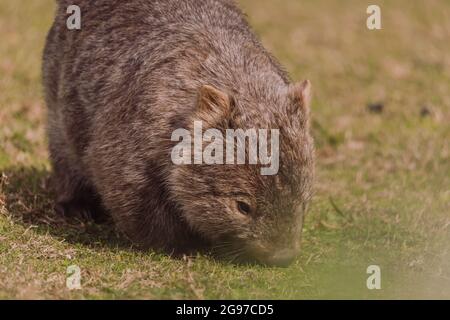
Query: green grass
0,0,449,299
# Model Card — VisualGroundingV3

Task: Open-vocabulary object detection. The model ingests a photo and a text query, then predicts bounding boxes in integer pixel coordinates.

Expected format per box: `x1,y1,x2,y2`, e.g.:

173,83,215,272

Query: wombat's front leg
48,127,108,223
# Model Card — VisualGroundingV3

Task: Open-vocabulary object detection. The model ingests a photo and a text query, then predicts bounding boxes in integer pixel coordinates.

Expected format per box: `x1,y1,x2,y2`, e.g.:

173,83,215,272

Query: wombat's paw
54,199,109,224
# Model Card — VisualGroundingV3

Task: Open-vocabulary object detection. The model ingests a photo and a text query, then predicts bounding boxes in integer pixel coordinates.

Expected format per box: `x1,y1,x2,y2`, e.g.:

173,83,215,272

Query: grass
0,0,449,299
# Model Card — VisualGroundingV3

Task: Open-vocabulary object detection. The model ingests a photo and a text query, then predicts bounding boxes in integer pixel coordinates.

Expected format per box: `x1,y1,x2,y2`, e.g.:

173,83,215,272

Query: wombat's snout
245,245,299,267
263,249,298,267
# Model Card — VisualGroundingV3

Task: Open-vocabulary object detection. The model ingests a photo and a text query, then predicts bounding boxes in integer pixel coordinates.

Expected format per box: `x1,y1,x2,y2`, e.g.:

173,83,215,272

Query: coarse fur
43,0,314,266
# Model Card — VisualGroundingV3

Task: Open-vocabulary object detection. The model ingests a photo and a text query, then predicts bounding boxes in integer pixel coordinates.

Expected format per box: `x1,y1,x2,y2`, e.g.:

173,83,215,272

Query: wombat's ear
288,80,312,119
196,85,232,126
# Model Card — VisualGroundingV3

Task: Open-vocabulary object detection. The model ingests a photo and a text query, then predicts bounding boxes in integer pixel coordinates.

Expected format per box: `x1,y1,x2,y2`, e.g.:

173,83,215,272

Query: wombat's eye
237,201,252,215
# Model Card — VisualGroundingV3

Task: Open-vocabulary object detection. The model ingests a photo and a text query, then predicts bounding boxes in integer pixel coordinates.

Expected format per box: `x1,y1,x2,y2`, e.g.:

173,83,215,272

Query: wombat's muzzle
263,249,298,267
241,241,299,267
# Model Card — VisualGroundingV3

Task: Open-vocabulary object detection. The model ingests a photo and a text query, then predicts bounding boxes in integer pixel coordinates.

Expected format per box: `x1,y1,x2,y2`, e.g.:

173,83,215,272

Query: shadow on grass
1,166,132,251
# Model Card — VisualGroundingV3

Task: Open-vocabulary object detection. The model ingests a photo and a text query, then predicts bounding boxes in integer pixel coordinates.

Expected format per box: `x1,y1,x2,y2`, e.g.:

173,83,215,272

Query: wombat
43,0,314,267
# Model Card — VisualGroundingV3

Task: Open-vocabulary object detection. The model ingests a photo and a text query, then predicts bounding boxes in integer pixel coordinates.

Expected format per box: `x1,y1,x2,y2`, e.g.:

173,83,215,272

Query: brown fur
43,0,314,266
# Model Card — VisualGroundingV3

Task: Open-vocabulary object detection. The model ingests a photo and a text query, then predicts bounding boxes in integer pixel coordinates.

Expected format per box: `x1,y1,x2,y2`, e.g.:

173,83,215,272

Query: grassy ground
0,0,449,299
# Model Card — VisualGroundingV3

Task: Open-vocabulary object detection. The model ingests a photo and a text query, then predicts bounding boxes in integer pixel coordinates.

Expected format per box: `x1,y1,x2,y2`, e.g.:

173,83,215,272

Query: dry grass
0,0,449,299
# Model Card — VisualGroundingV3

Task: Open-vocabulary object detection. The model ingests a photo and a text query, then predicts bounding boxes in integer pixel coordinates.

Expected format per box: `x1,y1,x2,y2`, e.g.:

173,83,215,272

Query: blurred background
0,0,449,299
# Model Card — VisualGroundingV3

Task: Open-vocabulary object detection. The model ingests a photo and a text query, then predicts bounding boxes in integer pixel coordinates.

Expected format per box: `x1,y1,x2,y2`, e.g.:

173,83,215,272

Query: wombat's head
169,81,314,267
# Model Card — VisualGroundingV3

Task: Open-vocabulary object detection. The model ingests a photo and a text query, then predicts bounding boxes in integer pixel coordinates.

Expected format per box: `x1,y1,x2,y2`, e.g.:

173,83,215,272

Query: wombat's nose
266,249,297,267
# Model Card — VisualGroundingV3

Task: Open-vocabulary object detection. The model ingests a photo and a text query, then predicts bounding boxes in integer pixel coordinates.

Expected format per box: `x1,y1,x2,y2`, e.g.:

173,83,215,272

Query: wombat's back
44,0,287,119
